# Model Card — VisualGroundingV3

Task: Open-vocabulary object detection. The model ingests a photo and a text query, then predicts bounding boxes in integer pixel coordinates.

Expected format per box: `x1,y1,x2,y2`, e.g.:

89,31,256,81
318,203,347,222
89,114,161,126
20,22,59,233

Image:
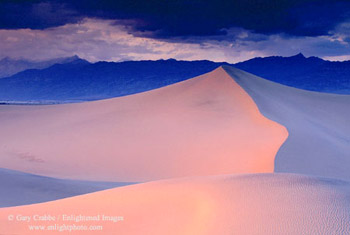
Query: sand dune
0,67,287,181
224,66,350,180
0,66,349,234
0,168,133,207
0,173,349,235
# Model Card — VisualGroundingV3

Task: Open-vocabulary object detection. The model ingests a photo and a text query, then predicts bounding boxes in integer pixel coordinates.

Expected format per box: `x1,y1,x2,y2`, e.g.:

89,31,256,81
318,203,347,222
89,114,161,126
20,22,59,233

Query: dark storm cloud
0,0,80,29
0,0,349,38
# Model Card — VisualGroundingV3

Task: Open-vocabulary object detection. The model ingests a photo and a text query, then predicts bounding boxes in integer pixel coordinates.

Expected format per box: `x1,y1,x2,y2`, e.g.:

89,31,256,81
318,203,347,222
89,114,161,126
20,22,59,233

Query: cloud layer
0,1,349,62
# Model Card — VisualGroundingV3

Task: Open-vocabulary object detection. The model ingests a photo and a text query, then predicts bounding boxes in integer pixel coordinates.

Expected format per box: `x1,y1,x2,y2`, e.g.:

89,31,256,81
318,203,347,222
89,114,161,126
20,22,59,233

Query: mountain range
235,53,350,94
0,55,83,78
0,53,349,103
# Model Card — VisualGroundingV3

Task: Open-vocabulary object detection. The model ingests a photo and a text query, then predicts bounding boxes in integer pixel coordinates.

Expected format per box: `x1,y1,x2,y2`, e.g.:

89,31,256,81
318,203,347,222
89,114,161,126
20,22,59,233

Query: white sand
224,66,350,180
0,67,287,181
0,66,349,234
0,173,349,235
0,168,133,207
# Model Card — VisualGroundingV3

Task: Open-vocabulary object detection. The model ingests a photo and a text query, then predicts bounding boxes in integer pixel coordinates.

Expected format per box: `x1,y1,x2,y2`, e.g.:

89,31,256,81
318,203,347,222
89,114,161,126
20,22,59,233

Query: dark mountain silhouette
0,54,349,103
234,53,350,94
0,59,227,102
0,55,85,78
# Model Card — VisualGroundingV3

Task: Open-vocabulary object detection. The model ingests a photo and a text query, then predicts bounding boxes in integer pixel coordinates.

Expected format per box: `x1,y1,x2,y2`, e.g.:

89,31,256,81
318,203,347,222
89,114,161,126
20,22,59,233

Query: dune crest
223,66,350,180
0,67,287,181
0,173,349,235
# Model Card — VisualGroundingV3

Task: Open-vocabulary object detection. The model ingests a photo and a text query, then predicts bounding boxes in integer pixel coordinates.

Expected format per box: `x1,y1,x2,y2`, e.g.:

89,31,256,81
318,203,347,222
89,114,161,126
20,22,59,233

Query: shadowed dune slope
0,173,349,235
224,66,350,180
0,168,133,208
0,67,287,181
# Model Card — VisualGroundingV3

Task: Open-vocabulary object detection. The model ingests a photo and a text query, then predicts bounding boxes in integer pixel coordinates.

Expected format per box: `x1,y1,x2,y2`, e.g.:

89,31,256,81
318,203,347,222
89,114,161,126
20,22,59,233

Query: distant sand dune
0,67,287,181
0,173,349,235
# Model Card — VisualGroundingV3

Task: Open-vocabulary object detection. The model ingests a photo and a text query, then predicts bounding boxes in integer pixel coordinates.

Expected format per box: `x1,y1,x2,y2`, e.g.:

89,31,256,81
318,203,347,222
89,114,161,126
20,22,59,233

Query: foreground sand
0,67,287,181
0,173,349,235
0,168,133,207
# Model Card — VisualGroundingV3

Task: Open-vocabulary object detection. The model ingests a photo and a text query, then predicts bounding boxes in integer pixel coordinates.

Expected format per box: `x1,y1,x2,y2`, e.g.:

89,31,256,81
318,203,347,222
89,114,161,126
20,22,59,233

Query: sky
0,0,350,63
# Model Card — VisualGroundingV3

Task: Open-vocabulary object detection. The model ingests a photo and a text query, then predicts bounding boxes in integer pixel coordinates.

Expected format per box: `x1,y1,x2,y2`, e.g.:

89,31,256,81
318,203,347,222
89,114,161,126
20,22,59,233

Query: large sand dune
0,67,287,181
224,66,350,180
0,66,349,234
0,168,133,207
0,173,349,235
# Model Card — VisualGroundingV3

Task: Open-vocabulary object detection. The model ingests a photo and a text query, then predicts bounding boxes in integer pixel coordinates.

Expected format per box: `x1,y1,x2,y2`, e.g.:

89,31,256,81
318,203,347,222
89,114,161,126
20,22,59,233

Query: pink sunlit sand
0,66,349,235
0,174,349,234
0,67,287,181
